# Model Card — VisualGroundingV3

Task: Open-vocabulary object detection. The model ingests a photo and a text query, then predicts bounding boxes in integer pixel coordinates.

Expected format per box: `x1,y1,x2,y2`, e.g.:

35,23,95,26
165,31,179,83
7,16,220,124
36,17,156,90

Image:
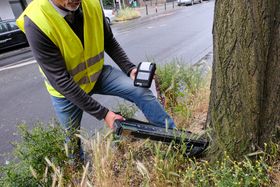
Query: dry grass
61,68,213,186
172,78,211,133
59,129,277,187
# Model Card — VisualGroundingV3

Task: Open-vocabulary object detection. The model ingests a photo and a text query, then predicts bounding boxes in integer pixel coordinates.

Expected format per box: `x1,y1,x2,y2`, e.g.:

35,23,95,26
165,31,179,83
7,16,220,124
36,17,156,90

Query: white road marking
0,59,36,72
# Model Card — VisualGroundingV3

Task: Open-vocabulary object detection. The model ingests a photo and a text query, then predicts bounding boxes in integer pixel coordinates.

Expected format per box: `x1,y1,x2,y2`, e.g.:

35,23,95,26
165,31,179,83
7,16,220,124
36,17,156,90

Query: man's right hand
104,111,124,129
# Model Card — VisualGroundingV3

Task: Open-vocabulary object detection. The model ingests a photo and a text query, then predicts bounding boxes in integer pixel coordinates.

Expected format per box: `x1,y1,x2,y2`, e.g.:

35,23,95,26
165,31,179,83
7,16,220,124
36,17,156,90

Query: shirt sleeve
24,16,109,120
103,12,136,76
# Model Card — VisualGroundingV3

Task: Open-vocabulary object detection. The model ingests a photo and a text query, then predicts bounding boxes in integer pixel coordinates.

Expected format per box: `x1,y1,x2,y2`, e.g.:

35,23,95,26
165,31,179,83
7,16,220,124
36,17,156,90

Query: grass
115,8,141,22
2,129,277,186
156,58,211,130
1,58,279,186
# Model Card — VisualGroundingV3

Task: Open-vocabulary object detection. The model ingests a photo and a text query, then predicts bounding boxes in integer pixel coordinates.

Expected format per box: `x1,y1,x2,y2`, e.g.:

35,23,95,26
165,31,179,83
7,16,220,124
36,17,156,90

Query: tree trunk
207,0,280,159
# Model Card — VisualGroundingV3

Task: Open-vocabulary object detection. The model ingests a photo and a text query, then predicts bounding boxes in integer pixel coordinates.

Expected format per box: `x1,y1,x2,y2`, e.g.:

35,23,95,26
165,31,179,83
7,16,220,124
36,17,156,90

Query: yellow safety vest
17,0,104,98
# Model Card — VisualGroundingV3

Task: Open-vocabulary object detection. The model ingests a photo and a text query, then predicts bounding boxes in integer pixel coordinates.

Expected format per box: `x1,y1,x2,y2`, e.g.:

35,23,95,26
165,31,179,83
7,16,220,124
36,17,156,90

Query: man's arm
24,16,109,120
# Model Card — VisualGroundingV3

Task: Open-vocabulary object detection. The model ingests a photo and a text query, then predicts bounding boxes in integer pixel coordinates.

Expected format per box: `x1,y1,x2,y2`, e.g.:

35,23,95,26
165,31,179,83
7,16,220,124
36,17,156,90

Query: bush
0,124,70,186
102,0,114,8
115,8,140,21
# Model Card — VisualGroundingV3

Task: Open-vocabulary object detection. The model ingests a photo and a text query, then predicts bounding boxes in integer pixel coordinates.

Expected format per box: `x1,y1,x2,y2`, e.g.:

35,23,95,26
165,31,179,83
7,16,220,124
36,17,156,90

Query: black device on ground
134,62,156,88
113,118,208,157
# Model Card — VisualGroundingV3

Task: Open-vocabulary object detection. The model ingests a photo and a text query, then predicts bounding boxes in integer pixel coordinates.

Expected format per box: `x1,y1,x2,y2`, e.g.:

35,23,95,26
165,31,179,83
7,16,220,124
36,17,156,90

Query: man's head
52,0,81,11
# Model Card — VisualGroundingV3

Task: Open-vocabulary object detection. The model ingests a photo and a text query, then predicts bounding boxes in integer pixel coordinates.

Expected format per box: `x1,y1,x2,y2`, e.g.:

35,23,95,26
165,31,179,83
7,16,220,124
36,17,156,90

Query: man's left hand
130,68,137,80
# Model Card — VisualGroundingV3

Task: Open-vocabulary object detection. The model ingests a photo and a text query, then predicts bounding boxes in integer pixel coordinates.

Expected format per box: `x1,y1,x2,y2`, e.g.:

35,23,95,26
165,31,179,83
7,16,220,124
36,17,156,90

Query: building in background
0,0,32,20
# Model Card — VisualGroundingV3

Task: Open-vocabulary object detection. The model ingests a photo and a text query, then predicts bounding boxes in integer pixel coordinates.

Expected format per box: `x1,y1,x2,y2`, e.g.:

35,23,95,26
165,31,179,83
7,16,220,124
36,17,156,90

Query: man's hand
130,68,137,80
104,111,124,129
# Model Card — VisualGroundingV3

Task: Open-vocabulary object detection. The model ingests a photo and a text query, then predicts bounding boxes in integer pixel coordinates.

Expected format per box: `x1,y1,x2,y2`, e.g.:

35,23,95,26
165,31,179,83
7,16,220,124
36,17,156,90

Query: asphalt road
0,1,214,163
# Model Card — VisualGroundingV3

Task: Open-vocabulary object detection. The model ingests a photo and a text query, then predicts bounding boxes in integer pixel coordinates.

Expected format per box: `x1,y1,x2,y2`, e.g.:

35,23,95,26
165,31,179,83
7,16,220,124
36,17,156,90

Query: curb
0,47,31,61
112,2,181,25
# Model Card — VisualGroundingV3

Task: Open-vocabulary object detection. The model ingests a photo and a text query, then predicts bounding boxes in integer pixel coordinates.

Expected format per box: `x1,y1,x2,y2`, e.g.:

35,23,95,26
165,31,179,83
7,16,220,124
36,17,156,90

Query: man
17,0,176,162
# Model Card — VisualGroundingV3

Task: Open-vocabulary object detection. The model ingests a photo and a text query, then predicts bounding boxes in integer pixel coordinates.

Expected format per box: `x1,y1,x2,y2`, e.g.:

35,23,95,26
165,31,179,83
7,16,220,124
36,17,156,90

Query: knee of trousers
131,87,157,102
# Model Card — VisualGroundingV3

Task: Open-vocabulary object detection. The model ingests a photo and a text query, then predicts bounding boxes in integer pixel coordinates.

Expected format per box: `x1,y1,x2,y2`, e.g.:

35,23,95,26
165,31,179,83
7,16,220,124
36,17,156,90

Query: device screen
136,72,149,80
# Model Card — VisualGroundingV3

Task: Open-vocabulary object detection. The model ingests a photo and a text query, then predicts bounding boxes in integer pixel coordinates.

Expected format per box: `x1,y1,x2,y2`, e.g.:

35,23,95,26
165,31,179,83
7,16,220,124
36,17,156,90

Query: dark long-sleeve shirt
24,6,136,120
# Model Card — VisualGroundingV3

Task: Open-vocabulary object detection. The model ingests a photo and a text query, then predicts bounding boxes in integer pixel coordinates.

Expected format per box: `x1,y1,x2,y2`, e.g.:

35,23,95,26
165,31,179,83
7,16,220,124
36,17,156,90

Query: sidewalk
134,1,180,18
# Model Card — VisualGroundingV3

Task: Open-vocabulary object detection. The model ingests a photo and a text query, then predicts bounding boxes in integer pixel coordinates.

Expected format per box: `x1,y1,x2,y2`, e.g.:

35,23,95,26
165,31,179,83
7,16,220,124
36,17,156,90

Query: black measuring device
134,62,156,88
113,118,209,157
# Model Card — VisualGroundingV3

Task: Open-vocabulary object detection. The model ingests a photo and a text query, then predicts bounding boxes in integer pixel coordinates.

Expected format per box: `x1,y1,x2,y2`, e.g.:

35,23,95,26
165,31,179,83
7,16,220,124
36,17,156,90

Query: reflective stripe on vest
69,51,104,77
16,0,104,98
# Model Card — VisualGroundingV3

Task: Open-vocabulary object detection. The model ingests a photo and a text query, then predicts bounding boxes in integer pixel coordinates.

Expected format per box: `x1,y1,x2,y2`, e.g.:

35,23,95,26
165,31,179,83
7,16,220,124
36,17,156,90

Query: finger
115,114,124,120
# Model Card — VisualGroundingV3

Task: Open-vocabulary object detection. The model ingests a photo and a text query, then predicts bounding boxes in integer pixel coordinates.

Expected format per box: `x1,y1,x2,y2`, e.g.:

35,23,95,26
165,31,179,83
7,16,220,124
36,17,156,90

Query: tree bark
207,0,280,159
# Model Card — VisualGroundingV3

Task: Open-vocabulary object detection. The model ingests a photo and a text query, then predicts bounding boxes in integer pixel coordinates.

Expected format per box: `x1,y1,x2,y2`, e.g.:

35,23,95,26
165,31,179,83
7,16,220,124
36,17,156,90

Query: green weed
0,124,70,186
